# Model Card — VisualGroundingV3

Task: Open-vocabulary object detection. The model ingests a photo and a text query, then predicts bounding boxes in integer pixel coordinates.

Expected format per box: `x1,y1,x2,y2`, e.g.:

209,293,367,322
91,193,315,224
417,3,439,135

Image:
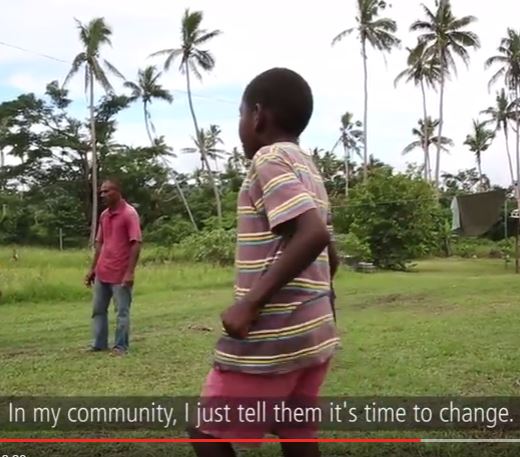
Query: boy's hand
221,299,259,339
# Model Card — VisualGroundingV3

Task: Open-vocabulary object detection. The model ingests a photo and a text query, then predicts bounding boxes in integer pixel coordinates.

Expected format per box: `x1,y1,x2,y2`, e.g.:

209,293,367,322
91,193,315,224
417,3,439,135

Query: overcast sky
1,0,519,184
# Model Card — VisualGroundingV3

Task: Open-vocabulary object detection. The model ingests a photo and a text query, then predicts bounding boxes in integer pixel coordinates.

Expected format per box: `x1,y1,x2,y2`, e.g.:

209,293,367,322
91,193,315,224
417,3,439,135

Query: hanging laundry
451,190,506,236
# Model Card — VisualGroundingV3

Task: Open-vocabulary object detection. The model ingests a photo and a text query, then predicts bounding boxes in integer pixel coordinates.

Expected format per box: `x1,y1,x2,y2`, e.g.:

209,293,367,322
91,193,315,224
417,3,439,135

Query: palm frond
103,59,125,80
332,28,355,46
63,52,87,88
91,58,114,93
402,141,421,155
194,50,216,72
194,30,222,46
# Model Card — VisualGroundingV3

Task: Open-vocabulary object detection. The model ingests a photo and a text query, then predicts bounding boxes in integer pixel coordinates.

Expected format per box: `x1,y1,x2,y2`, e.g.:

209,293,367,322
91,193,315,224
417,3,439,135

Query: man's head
239,68,314,159
100,178,122,208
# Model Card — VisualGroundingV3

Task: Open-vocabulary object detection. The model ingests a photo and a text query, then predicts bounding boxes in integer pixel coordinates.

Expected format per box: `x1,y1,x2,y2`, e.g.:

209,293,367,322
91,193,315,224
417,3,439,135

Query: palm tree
395,41,442,181
63,17,124,246
481,89,516,186
183,125,227,175
463,120,495,190
124,66,173,143
485,28,520,200
332,0,400,182
402,117,454,173
411,0,480,188
331,112,363,196
124,66,198,231
151,9,223,224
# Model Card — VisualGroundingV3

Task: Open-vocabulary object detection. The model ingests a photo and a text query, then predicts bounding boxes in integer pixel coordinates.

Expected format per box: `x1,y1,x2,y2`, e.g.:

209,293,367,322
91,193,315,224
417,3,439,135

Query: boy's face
238,100,261,160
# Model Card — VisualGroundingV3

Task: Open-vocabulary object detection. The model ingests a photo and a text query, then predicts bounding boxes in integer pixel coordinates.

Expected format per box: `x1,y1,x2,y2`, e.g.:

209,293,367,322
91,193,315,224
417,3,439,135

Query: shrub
335,233,372,263
178,229,236,266
348,169,443,270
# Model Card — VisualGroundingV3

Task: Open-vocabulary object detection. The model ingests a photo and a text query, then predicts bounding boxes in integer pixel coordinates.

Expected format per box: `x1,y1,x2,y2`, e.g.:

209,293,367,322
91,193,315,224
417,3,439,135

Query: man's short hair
103,177,122,192
243,68,313,136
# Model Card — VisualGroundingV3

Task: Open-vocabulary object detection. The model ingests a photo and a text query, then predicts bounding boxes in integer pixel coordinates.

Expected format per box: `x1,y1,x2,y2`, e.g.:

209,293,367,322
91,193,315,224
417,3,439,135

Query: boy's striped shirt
214,142,339,374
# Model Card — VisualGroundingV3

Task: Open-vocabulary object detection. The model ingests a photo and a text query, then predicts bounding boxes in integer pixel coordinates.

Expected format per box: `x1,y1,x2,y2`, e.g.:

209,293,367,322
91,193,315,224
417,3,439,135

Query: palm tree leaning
331,112,363,197
395,41,442,181
332,0,400,183
124,66,198,231
463,120,495,191
151,9,222,224
411,0,480,188
485,28,520,200
481,89,516,187
402,117,454,172
63,17,124,246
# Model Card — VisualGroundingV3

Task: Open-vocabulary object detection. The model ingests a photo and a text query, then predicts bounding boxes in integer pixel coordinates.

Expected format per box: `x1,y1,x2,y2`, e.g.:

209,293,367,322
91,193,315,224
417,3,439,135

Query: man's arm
122,241,141,287
222,208,330,338
85,241,102,287
122,209,142,287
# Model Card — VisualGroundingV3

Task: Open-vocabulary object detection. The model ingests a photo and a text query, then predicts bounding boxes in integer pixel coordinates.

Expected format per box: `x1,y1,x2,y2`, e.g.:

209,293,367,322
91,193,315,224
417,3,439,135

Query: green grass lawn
1,247,519,456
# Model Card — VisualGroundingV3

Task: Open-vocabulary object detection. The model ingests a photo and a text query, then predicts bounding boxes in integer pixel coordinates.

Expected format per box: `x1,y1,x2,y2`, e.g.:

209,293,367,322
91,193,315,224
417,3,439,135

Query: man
85,179,142,355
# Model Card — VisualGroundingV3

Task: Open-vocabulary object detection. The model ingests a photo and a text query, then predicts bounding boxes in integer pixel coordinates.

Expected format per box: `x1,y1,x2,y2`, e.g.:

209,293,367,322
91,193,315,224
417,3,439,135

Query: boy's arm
328,241,339,322
222,208,329,339
222,146,330,339
328,241,339,279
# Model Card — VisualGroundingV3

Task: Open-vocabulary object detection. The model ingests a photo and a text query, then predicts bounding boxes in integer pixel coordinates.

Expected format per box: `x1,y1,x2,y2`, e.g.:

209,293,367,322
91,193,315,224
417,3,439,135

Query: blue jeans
92,279,132,351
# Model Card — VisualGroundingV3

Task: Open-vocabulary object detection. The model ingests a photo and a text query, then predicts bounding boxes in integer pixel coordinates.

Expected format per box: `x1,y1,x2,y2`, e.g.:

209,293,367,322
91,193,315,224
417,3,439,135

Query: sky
1,0,519,184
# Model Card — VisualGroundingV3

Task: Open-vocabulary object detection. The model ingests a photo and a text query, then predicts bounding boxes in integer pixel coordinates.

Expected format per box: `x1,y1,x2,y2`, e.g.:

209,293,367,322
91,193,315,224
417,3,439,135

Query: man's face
100,182,120,207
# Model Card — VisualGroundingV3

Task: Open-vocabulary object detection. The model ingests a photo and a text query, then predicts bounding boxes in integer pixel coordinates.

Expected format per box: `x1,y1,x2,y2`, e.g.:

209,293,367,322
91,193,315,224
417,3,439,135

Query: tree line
0,0,519,253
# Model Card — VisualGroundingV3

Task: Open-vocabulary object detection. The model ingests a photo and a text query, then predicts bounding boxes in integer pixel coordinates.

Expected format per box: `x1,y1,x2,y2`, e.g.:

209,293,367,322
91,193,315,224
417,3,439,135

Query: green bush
144,216,193,246
335,233,372,262
178,229,236,266
348,169,443,270
451,237,514,259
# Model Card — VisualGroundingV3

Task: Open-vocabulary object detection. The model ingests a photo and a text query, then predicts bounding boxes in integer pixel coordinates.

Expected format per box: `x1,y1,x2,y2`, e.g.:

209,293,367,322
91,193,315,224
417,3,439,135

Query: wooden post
59,228,64,251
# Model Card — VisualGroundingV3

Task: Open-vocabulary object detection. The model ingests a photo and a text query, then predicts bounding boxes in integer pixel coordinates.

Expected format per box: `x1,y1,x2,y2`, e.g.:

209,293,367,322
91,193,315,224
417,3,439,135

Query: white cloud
1,0,520,185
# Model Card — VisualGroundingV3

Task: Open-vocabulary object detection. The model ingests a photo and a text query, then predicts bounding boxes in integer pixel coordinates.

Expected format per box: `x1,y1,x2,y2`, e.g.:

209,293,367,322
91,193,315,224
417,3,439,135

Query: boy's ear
253,103,266,133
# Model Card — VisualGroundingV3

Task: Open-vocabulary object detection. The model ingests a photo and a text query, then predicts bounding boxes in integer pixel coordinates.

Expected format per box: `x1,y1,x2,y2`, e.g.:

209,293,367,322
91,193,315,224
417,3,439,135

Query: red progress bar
0,438,422,443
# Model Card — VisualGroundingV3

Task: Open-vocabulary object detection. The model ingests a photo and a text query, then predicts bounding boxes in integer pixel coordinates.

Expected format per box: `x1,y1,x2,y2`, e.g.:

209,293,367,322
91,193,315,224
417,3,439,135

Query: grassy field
1,247,519,456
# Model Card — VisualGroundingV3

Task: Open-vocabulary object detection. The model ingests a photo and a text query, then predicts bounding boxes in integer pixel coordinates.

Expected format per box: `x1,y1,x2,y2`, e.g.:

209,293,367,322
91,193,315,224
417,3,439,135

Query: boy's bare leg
281,443,321,457
187,427,236,457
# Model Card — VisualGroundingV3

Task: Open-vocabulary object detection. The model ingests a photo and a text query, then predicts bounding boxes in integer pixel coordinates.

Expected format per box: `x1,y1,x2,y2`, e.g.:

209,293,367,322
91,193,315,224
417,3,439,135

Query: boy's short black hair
243,68,313,136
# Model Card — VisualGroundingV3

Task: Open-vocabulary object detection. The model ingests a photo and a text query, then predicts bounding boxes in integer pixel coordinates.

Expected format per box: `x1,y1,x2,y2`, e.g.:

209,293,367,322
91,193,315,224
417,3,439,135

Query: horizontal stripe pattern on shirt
214,142,339,374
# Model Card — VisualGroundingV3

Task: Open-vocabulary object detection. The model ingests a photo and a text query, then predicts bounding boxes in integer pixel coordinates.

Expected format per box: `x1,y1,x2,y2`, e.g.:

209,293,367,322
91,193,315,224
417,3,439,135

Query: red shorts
195,360,330,441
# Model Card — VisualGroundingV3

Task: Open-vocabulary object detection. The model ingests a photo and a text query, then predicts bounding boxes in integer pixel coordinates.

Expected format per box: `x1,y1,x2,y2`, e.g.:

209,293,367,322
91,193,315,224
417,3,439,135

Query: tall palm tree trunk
185,62,222,224
362,39,368,183
420,79,430,182
143,102,154,145
144,103,198,231
503,126,515,189
343,143,349,197
476,153,483,191
515,85,520,202
435,50,446,189
89,70,98,247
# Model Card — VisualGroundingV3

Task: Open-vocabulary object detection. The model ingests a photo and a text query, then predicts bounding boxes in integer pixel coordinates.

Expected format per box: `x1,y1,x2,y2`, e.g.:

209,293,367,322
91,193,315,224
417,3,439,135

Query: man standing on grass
84,178,142,356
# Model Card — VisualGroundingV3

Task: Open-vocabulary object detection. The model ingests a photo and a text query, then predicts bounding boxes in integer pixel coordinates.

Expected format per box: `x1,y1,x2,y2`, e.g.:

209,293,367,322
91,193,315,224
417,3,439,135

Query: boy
189,68,340,457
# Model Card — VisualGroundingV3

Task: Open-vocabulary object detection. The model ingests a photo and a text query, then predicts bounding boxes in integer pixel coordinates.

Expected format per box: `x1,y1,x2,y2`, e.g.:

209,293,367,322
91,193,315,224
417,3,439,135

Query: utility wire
0,40,236,105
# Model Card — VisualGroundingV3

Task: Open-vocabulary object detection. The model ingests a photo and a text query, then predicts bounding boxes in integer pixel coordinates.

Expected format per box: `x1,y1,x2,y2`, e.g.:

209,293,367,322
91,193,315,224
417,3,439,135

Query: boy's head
239,68,313,159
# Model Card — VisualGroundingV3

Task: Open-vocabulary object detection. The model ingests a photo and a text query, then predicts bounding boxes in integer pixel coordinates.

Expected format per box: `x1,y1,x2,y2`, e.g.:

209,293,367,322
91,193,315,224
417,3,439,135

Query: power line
0,40,237,106
0,40,69,64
